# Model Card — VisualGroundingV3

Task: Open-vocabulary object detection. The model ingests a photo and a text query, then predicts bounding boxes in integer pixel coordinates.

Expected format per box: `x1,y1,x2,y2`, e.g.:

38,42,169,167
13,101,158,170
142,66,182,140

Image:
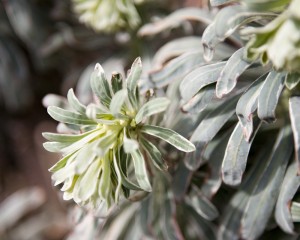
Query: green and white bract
43,57,195,212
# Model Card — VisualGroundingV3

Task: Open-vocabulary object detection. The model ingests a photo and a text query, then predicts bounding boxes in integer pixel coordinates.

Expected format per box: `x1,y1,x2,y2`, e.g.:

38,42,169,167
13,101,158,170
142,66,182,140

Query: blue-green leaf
222,119,261,186
184,96,238,170
257,71,286,122
241,126,293,240
180,62,226,101
236,74,265,141
275,161,300,234
140,137,167,171
216,48,252,98
289,96,300,174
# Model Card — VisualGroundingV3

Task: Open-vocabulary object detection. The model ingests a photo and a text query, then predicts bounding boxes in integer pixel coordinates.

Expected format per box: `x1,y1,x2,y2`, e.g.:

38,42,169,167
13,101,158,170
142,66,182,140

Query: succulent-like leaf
257,71,286,122
275,161,300,234
186,187,219,221
182,84,216,114
141,125,195,152
216,48,252,98
180,62,226,101
127,57,142,110
289,96,300,174
201,131,232,198
152,36,203,69
151,51,204,88
285,73,300,90
140,137,167,171
219,140,275,240
221,119,261,186
184,95,238,170
172,162,192,201
236,74,265,141
241,126,293,240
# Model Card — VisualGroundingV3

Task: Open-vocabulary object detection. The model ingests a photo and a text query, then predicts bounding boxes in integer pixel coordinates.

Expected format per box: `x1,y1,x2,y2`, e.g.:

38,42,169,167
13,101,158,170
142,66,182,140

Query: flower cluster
43,58,195,211
72,0,141,33
243,0,300,73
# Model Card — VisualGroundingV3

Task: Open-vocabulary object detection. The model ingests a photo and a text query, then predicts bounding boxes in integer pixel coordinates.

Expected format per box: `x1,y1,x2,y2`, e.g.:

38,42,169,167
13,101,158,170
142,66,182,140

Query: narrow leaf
138,8,212,36
127,57,142,110
184,95,238,170
150,51,204,88
131,149,152,192
141,125,195,152
135,97,170,124
117,149,142,191
140,137,167,171
236,74,265,141
112,152,123,203
90,63,112,107
241,126,293,240
67,88,86,114
180,62,226,101
289,96,300,174
153,36,203,69
43,129,97,143
257,71,286,122
222,119,261,186
186,187,219,221
109,89,127,117
182,84,216,114
172,161,192,201
48,106,96,125
74,158,101,202
201,131,232,198
99,154,112,202
216,48,252,98
275,161,300,234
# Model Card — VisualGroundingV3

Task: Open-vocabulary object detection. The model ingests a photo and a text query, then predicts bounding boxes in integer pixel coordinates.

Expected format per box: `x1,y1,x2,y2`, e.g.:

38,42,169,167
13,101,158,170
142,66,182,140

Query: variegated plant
72,0,142,33
43,57,195,212
131,0,300,239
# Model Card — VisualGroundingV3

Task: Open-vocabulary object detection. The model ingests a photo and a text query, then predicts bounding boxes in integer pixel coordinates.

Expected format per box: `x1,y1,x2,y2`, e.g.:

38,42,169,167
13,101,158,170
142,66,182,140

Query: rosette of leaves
72,0,141,33
243,0,300,73
139,1,300,239
43,57,195,212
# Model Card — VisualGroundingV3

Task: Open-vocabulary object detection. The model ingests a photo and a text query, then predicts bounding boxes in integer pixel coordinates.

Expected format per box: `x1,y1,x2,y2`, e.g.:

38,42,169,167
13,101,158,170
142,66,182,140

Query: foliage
40,0,300,239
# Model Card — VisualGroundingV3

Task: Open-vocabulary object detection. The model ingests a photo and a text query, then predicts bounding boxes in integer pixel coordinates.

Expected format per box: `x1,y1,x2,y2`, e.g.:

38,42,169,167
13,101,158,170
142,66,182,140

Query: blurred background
0,0,204,239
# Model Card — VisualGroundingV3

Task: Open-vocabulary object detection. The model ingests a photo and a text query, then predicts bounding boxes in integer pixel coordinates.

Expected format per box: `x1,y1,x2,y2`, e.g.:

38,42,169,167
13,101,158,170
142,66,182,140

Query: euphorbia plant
43,58,195,212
